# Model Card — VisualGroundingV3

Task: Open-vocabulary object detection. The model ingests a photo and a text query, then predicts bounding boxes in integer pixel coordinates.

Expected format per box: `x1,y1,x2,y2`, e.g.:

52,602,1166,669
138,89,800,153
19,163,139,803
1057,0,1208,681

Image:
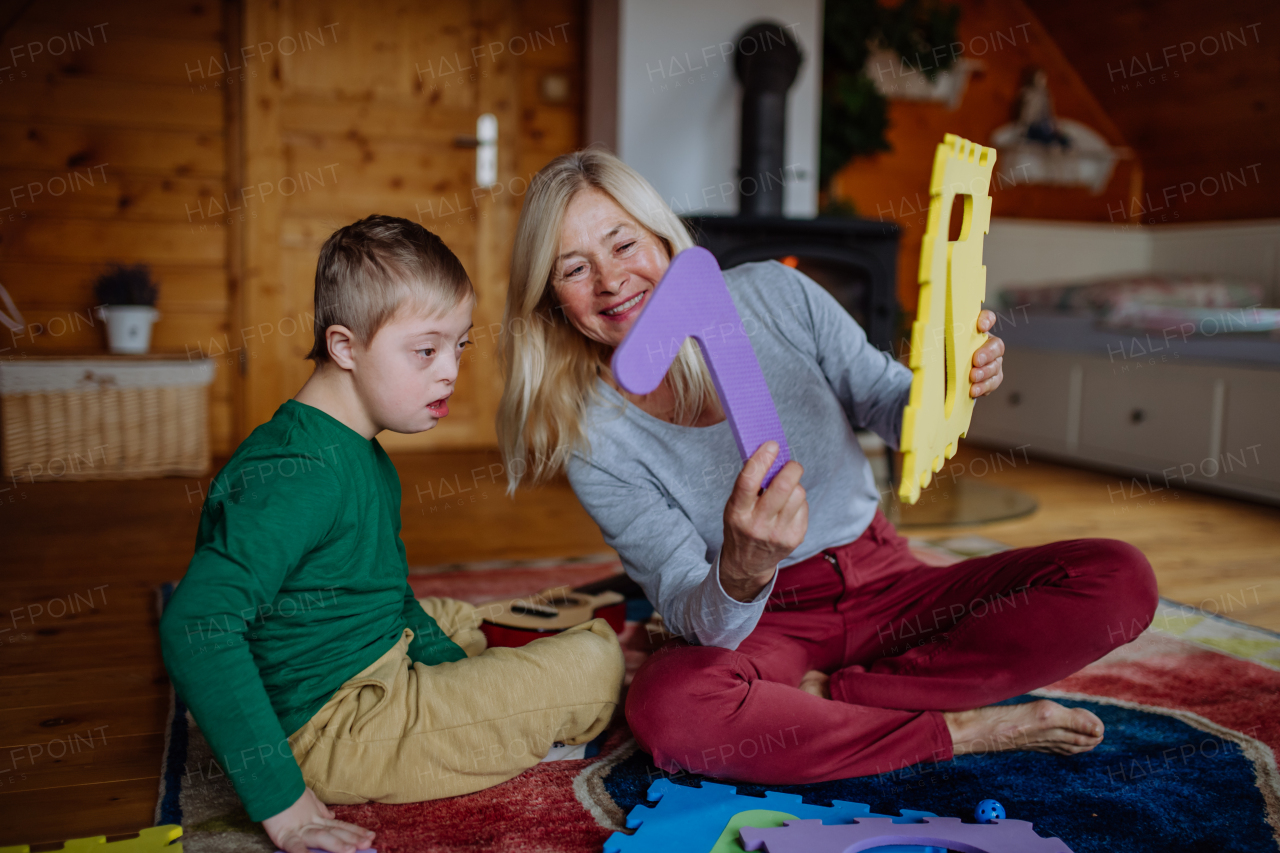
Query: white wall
615,0,822,218
1149,220,1280,304
984,217,1280,304
983,218,1152,292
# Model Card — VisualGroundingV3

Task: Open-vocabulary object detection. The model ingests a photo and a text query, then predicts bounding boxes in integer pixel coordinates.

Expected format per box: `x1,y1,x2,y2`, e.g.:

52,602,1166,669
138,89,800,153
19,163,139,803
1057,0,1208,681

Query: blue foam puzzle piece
602,778,945,853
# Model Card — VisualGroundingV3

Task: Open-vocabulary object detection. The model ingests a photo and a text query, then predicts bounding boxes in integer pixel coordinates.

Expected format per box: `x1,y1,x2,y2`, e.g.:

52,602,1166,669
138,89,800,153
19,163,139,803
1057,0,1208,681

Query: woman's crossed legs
626,509,1158,783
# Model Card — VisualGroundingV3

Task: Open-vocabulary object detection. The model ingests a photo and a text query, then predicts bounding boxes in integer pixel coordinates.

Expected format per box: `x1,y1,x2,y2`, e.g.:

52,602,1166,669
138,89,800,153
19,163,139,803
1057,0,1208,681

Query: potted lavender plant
93,264,160,354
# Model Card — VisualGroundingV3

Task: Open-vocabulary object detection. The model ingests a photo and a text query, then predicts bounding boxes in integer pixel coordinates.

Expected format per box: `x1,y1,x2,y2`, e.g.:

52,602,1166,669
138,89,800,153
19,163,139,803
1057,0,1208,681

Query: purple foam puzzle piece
739,817,1075,853
610,246,792,487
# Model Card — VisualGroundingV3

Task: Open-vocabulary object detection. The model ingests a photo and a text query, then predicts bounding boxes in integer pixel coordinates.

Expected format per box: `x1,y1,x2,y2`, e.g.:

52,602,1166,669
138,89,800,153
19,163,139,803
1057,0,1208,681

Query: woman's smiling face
550,187,671,349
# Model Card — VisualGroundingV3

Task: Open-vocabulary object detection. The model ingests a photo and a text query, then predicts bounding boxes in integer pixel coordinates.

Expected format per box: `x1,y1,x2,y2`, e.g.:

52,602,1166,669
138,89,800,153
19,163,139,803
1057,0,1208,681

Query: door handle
452,114,498,187
475,113,497,187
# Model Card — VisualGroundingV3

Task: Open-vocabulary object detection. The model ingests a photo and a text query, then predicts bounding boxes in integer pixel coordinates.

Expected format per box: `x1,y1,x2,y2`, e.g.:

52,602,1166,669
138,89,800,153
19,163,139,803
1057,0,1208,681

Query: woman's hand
263,787,375,853
719,442,808,603
970,310,1005,398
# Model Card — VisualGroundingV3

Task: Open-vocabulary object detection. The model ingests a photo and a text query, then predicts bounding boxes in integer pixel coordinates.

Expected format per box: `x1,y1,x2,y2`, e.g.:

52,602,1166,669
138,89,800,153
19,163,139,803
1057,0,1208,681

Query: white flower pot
96,305,160,354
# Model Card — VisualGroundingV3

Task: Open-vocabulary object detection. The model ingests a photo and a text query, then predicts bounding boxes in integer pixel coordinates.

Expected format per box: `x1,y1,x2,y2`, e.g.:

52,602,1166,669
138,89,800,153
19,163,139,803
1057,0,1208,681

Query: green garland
821,0,961,193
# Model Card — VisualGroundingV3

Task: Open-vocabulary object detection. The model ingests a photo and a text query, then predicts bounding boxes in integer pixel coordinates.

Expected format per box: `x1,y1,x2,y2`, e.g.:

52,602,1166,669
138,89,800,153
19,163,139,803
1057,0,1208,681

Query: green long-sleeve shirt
159,399,464,821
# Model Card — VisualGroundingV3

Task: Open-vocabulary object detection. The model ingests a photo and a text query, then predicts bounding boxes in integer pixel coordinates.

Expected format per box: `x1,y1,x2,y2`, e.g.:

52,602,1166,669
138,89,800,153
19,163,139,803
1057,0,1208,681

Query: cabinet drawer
1078,362,1216,470
1219,367,1280,498
966,347,1075,453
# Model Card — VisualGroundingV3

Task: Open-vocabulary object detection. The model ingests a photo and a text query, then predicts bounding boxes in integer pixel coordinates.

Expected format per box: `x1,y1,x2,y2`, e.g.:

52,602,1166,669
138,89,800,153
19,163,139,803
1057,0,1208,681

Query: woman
497,149,1157,783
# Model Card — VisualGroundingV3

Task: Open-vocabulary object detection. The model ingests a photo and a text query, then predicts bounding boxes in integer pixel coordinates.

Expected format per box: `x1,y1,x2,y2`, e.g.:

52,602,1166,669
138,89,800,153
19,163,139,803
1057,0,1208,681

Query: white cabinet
967,349,1078,455
1219,369,1280,496
1077,362,1217,473
966,347,1280,505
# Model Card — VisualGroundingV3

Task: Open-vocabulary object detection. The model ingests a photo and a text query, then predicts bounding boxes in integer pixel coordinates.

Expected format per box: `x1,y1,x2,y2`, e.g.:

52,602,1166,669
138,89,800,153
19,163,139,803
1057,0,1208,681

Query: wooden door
240,0,521,450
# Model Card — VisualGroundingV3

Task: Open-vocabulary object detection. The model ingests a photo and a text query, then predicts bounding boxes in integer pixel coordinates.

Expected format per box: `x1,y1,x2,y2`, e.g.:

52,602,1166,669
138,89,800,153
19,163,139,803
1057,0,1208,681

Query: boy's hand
263,787,375,853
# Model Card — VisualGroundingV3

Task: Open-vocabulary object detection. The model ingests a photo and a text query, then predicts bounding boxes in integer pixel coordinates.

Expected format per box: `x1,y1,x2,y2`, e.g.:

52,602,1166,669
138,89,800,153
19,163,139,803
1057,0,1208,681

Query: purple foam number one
611,246,792,487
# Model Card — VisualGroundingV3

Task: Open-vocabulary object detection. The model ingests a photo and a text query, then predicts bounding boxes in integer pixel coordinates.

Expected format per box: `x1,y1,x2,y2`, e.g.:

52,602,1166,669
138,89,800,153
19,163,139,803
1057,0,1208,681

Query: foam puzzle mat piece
740,816,1074,853
610,246,791,487
708,810,798,853
0,825,182,853
899,133,996,504
603,778,944,853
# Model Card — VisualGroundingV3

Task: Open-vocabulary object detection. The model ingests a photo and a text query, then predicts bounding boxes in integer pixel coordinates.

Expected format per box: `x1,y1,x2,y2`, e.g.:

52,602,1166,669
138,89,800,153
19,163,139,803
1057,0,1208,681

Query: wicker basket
0,357,216,481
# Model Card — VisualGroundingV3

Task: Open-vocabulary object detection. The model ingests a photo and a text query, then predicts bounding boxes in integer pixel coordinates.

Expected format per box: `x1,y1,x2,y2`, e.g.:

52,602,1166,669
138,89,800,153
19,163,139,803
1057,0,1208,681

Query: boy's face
350,295,474,435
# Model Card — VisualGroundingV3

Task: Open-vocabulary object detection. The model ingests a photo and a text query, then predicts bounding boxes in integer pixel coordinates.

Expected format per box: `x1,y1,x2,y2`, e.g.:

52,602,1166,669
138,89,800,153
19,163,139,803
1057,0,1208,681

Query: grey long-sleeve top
566,260,913,650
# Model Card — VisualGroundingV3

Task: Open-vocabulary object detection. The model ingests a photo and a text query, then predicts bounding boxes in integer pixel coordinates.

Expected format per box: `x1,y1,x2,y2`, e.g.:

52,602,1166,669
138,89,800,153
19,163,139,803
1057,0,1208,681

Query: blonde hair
307,215,473,363
497,149,718,492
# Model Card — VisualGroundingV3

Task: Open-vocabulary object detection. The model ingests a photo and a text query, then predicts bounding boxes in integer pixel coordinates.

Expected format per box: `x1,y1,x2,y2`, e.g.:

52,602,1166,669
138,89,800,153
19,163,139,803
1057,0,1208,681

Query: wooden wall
1026,0,1280,223
0,1,237,454
238,0,583,451
0,0,584,457
239,1,496,450
828,0,1142,314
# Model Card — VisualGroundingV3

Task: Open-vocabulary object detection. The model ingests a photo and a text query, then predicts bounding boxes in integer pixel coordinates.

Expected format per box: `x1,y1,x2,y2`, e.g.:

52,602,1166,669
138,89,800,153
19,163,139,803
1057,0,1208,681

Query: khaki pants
288,597,624,804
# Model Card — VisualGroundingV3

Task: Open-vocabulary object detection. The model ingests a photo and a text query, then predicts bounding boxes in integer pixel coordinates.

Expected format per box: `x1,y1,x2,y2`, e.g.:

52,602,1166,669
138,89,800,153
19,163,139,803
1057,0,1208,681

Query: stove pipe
734,22,802,217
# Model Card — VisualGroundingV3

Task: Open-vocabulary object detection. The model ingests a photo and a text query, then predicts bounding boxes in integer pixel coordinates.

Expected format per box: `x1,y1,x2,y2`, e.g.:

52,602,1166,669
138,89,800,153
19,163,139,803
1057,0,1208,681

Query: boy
160,216,624,853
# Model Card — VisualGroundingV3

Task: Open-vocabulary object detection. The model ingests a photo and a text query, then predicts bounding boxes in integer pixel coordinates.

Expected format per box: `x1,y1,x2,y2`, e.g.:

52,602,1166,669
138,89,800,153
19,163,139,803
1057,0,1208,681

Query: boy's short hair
307,215,474,363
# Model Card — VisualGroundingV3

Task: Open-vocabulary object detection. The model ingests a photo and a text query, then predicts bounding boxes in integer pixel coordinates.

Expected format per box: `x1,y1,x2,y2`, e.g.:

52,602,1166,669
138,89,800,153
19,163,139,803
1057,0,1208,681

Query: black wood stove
680,22,902,357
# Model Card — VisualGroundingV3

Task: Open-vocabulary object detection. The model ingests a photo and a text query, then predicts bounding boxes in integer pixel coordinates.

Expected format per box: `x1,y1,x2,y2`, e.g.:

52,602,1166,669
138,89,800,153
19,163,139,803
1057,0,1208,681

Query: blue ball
975,799,1006,823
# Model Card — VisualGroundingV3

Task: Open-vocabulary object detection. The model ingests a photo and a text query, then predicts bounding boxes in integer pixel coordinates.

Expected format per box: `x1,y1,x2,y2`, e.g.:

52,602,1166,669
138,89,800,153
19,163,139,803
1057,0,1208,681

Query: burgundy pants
626,508,1158,783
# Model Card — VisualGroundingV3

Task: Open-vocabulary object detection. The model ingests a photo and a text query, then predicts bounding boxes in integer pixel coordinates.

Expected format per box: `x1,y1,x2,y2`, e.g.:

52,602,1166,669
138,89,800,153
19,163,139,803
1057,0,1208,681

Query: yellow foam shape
0,825,182,853
899,134,996,504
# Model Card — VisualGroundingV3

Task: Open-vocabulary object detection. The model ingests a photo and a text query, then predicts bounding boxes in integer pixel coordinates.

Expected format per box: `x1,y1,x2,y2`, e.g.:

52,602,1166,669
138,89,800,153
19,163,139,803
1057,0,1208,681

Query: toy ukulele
479,586,626,648
898,133,996,504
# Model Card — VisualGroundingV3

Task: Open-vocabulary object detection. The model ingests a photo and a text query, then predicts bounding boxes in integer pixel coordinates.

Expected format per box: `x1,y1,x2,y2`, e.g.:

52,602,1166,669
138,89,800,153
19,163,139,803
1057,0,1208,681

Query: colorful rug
156,543,1280,852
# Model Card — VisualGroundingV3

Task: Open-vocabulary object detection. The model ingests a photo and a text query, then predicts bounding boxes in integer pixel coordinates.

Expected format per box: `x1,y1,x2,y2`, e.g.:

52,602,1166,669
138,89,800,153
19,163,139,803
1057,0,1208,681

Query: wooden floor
0,444,1277,846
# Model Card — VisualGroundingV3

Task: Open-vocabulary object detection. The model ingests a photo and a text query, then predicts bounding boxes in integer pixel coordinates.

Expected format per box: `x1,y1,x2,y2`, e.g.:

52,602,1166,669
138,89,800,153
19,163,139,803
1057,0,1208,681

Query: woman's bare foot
799,669,830,699
944,699,1104,756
